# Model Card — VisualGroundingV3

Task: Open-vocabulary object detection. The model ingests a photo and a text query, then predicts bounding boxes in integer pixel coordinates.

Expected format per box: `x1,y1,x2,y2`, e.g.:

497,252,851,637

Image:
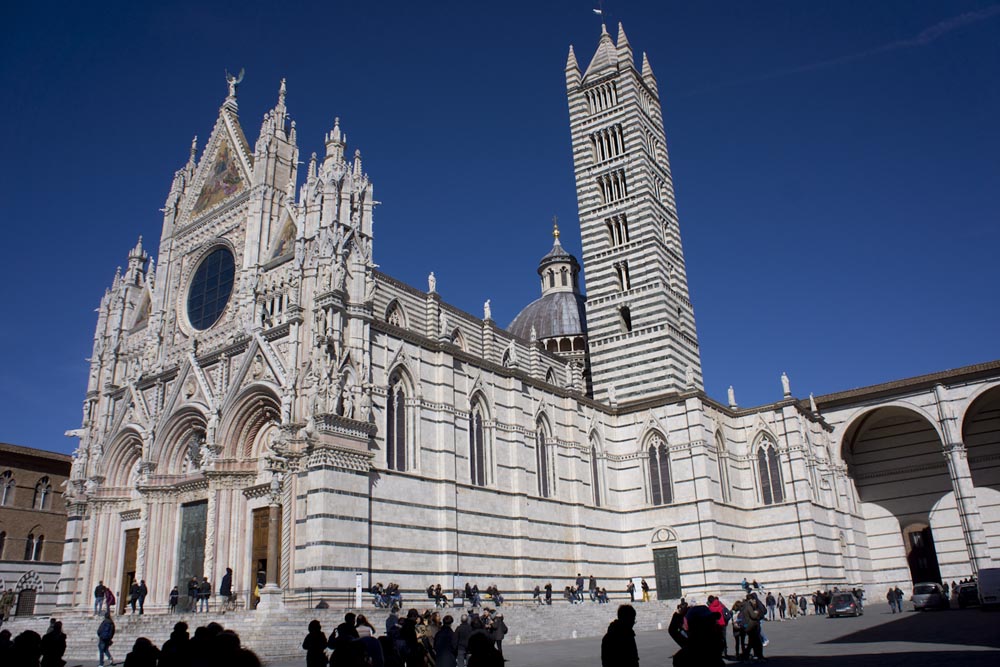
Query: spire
616,22,634,67
325,117,345,162
552,215,561,242
641,52,658,95
566,44,581,87
278,77,287,107
129,236,144,261
584,23,618,80
188,136,198,167
353,149,362,176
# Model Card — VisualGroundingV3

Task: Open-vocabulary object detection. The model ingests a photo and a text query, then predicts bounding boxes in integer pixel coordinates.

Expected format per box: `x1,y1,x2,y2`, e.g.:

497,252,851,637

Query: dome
508,291,588,341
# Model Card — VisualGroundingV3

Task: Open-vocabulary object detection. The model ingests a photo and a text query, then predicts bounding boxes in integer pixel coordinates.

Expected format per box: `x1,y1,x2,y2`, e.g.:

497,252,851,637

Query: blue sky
1,1,997,454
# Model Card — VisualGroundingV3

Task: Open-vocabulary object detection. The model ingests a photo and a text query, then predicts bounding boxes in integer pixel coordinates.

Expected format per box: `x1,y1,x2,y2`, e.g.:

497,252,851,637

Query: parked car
911,582,950,611
828,591,863,617
957,582,980,609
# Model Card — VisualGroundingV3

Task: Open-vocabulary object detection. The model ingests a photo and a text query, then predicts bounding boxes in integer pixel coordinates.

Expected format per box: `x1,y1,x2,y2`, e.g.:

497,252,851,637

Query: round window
186,246,235,331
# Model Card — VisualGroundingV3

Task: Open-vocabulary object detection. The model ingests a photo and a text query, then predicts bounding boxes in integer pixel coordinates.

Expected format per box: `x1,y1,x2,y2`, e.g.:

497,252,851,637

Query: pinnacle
566,45,579,71
616,22,630,48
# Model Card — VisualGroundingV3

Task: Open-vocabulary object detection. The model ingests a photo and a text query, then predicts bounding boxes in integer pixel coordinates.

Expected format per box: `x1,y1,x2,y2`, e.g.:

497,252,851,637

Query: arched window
0,531,6,558
715,433,730,503
590,441,602,507
33,477,51,510
469,402,488,487
648,435,672,506
619,306,632,333
536,423,551,498
32,535,44,561
386,374,408,471
1,471,13,506
24,533,34,560
757,438,784,505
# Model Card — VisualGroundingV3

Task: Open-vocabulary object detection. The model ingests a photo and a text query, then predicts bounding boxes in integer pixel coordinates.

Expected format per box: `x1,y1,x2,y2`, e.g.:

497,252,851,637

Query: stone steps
2,599,681,663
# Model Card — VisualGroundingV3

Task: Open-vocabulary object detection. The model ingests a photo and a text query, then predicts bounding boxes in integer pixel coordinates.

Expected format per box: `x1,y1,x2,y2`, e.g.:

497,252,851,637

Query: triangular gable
637,410,671,446
158,359,209,427
184,108,254,221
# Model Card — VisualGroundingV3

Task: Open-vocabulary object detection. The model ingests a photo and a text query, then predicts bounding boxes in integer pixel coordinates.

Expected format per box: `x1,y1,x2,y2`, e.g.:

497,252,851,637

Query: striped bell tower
567,23,702,403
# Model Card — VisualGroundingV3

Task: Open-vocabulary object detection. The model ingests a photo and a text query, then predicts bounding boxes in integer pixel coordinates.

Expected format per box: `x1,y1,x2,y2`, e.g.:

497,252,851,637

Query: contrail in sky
680,5,1000,97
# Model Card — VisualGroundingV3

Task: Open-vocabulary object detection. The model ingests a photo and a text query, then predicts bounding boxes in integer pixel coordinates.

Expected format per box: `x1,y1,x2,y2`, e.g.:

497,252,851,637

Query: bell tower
566,23,702,403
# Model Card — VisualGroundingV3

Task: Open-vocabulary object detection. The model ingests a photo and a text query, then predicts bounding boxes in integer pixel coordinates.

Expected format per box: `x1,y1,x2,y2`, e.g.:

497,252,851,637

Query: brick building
0,442,71,616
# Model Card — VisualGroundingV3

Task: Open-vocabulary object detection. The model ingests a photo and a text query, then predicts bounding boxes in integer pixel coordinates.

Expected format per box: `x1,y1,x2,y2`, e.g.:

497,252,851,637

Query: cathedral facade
58,25,999,612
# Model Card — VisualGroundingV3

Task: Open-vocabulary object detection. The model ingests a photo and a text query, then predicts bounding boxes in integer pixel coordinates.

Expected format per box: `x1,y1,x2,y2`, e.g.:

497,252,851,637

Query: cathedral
58,24,999,613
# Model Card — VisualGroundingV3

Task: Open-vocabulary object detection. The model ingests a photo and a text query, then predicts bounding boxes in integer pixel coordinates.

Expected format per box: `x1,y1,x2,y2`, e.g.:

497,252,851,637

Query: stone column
56,500,87,608
942,442,992,573
934,384,992,573
257,471,285,612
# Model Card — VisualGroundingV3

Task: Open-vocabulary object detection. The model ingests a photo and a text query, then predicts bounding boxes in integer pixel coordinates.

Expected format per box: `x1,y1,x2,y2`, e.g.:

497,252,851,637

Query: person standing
435,615,458,667
129,579,140,614
575,574,585,602
742,596,765,662
97,612,115,667
220,567,234,610
137,580,148,615
765,592,776,621
788,593,798,618
169,586,179,613
777,593,786,620
198,576,211,613
40,619,66,667
886,588,897,613
640,579,650,602
600,604,639,667
491,613,508,661
894,586,904,613
94,581,107,616
104,587,117,616
456,614,472,667
544,582,552,605
589,575,598,602
302,619,328,667
626,580,636,602
187,578,199,612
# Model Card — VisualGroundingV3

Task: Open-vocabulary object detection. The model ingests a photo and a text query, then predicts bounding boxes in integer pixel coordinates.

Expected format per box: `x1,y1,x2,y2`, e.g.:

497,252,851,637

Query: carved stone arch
834,400,945,465
157,407,209,475
15,570,43,592
534,408,552,437
450,328,466,352
636,412,670,454
468,389,493,421
961,383,1000,491
714,429,727,453
544,367,557,385
218,385,281,459
387,360,415,395
501,347,514,368
385,298,407,329
959,380,1000,427
640,426,669,455
589,429,604,455
650,527,678,544
103,429,144,489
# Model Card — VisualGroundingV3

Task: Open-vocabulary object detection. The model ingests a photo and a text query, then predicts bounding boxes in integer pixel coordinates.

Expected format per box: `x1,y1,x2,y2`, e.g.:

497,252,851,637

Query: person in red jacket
706,595,730,659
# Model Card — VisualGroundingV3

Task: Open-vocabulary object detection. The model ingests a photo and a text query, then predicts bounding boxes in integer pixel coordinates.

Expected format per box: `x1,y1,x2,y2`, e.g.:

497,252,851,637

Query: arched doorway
843,406,951,584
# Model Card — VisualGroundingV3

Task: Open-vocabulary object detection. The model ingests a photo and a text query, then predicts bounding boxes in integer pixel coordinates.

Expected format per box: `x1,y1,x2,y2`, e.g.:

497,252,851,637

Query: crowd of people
305,606,508,667
0,615,261,667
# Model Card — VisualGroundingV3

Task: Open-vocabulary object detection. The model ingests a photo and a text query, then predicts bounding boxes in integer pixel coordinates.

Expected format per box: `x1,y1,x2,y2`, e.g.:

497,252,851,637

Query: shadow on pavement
765,650,999,667
820,609,1000,648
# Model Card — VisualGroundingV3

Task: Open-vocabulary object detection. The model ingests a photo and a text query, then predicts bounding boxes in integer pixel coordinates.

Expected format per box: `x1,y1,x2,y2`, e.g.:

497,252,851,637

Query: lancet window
648,435,672,506
469,401,488,487
597,170,628,204
590,439,602,507
757,438,785,505
605,214,630,247
1,471,13,506
386,374,408,472
33,477,51,510
535,422,552,499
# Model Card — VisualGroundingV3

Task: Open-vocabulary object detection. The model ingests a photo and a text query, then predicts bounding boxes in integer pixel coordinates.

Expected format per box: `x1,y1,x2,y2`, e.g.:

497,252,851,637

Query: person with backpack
707,595,731,659
104,587,117,616
97,612,115,666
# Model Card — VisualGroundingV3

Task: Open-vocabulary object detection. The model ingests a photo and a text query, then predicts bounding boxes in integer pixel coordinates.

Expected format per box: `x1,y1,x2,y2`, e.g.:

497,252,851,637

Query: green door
653,547,681,600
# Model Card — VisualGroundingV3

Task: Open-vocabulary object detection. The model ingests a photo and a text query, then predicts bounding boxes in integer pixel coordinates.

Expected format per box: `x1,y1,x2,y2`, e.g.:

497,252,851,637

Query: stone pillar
942,442,992,573
257,471,285,612
56,500,87,608
934,384,992,573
